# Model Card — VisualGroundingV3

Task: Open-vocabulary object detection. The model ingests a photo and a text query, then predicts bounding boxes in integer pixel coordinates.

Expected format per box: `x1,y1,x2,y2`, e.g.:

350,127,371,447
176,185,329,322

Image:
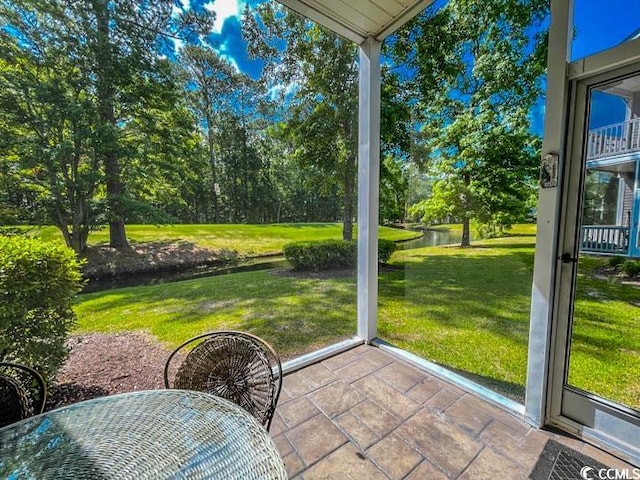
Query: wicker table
0,389,288,479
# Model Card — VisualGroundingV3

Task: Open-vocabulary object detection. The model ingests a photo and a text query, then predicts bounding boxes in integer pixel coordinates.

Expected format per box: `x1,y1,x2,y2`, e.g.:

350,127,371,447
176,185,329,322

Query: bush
0,236,84,383
284,240,355,271
378,239,397,264
621,260,640,277
607,255,625,268
284,238,398,271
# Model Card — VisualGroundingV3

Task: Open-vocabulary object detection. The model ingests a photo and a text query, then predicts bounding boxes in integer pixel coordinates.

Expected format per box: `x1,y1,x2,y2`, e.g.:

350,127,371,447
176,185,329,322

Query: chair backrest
164,331,283,431
0,362,47,428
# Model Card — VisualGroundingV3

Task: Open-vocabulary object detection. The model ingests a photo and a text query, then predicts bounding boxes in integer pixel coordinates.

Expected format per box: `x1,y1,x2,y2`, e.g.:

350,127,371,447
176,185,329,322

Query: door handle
560,253,578,264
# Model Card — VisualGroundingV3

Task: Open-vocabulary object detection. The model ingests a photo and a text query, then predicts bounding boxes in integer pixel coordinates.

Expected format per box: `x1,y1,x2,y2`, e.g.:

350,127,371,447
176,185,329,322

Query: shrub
284,238,398,271
284,240,355,271
621,260,640,277
607,255,625,268
0,236,84,384
378,239,397,264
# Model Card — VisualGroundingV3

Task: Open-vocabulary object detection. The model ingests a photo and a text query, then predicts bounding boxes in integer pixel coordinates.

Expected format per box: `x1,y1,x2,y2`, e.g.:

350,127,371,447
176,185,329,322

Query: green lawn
75,269,357,361
569,256,640,406
23,223,420,256
379,233,536,400
74,223,639,408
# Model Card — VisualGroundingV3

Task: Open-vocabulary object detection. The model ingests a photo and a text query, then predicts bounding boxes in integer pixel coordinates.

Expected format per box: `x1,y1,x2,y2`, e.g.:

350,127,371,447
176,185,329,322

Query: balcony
587,118,640,161
272,344,633,478
580,225,629,255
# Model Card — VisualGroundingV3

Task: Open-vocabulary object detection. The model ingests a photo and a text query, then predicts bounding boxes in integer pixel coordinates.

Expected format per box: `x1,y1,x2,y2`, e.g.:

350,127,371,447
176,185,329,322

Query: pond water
397,228,464,250
82,256,288,294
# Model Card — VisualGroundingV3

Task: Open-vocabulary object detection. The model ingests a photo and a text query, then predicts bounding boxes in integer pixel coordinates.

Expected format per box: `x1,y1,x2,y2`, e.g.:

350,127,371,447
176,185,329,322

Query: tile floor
270,344,636,479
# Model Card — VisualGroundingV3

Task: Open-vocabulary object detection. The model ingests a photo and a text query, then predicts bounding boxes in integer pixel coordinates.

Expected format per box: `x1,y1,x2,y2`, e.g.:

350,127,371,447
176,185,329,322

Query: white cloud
207,0,242,34
268,81,299,101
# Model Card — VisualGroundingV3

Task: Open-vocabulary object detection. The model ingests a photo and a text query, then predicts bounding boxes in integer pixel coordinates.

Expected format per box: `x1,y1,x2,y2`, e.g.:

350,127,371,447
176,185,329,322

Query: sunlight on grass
379,235,536,401
569,265,640,409
73,223,639,408
75,270,356,360
25,223,419,255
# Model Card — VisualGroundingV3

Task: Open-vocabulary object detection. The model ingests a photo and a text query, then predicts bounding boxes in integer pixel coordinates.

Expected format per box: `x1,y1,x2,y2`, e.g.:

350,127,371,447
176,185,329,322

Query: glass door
553,62,640,463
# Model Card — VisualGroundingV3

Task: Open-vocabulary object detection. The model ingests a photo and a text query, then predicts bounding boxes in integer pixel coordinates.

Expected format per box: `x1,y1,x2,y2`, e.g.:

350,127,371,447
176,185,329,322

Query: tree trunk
205,101,220,223
343,158,355,241
461,217,471,247
460,171,471,247
208,126,220,223
93,0,128,249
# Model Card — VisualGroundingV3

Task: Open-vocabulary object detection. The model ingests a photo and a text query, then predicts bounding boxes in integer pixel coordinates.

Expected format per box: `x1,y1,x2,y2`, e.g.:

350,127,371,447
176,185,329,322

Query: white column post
525,0,574,426
357,36,381,343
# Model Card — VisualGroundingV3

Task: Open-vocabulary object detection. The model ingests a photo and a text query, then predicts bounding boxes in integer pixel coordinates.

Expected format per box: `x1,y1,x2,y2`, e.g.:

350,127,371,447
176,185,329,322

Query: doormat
529,439,609,480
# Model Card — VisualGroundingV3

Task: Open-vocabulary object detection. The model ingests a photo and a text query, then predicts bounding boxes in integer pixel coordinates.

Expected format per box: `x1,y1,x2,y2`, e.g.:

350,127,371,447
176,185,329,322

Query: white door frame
546,47,640,465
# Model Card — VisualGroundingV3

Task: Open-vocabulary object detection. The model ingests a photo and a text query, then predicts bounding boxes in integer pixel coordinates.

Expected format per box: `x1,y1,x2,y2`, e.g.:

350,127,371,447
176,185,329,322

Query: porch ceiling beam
277,0,366,44
276,0,435,45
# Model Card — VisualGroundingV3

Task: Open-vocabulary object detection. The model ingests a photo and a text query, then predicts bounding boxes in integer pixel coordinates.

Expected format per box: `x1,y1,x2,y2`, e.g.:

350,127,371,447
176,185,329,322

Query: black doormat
530,439,609,480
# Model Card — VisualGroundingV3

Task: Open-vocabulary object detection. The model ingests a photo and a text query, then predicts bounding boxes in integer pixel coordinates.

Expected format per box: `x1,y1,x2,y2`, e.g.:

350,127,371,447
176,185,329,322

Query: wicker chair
164,331,283,431
0,361,47,428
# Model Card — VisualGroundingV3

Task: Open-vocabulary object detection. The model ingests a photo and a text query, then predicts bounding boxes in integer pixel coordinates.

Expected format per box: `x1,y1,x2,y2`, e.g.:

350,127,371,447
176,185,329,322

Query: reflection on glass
568,73,640,412
571,0,640,61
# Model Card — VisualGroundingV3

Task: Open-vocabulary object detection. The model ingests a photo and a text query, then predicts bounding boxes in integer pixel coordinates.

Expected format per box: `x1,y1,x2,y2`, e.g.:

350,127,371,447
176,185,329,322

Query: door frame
631,160,640,258
545,50,640,465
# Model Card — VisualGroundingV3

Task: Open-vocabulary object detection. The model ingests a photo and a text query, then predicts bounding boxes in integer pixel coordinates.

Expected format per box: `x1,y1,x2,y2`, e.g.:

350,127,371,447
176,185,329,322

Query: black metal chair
164,331,283,431
0,361,47,428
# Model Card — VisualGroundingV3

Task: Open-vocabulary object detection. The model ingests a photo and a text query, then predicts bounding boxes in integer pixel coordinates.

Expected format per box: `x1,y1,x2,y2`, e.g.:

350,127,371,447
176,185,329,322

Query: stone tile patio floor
270,344,635,479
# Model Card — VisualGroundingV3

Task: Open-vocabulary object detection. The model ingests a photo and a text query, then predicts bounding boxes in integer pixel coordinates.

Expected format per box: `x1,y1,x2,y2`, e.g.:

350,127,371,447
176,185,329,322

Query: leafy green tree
244,4,359,240
391,0,547,246
1,0,214,248
119,79,208,224
265,122,342,223
379,68,413,224
179,45,237,223
379,155,408,223
0,35,102,253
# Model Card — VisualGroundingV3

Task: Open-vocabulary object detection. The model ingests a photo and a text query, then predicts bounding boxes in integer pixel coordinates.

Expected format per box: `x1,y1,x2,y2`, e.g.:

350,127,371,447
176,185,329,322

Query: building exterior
581,67,640,257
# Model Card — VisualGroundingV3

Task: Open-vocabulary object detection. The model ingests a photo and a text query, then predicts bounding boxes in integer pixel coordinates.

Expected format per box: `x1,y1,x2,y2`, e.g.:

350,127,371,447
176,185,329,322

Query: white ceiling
276,0,435,44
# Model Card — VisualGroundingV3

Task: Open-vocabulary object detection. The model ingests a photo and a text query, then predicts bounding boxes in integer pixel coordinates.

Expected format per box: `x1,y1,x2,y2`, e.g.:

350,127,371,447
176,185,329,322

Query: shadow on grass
76,271,357,359
380,252,535,344
76,242,637,404
380,247,638,403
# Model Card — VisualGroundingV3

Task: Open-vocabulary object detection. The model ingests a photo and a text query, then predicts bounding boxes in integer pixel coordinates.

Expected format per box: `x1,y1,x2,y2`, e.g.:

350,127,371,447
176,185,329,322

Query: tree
1,0,214,248
244,4,359,240
0,29,102,253
390,0,547,246
119,73,208,224
179,45,236,223
379,66,414,224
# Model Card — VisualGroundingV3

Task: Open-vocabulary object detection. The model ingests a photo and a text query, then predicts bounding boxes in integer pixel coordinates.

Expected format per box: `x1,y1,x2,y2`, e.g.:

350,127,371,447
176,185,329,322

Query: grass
379,233,536,401
74,270,357,361
22,223,420,256
73,222,639,409
568,256,640,405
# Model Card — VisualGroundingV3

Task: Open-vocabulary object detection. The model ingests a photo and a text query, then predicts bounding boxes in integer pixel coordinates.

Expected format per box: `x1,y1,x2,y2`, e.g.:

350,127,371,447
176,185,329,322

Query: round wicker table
0,390,288,479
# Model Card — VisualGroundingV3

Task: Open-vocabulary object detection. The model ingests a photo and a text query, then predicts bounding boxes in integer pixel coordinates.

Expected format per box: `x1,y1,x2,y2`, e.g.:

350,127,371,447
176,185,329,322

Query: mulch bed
82,241,239,280
45,332,183,411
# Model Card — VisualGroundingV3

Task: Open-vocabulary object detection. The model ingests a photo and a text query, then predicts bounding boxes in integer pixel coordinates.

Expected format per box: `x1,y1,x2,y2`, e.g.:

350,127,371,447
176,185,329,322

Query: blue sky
572,0,640,61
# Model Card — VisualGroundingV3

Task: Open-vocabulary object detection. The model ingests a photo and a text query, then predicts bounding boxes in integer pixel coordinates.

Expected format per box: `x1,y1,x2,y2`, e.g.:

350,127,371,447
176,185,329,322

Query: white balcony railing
580,225,629,254
586,118,640,161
